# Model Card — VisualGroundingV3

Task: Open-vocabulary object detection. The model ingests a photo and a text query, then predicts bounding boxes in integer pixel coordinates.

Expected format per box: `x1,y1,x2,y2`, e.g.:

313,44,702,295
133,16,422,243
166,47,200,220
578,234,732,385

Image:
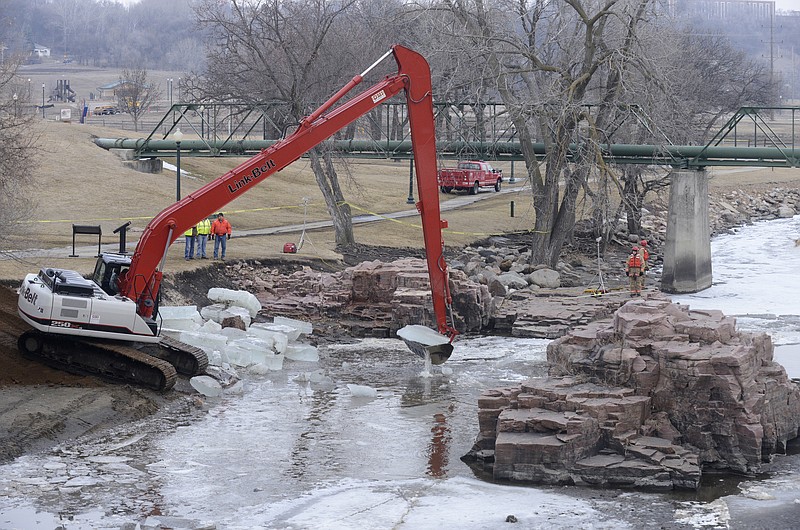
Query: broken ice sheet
190,375,223,397
347,384,378,398
285,344,319,362
274,315,313,336
207,287,262,317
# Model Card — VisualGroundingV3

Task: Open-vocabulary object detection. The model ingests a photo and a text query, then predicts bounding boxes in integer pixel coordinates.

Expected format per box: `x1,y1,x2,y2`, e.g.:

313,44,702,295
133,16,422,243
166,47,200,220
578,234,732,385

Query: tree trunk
622,167,644,235
308,146,354,246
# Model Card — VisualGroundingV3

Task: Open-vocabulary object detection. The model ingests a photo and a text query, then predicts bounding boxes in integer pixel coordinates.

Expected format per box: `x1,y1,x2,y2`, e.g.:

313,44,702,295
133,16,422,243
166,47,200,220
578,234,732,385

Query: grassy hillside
1,119,537,281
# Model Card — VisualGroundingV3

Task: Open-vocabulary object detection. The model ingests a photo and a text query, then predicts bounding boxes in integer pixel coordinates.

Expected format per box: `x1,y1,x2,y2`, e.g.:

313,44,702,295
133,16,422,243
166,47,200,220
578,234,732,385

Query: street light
41,83,45,118
27,78,31,99
406,159,415,204
174,128,184,201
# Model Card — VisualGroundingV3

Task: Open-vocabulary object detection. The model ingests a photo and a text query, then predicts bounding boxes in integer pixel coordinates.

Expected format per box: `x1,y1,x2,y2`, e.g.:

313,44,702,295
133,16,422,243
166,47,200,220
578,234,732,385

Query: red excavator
16,45,458,390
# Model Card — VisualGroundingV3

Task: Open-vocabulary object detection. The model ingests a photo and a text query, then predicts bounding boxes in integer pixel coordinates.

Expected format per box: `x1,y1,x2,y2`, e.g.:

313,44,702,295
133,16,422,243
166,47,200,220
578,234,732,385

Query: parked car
437,160,503,194
92,105,119,116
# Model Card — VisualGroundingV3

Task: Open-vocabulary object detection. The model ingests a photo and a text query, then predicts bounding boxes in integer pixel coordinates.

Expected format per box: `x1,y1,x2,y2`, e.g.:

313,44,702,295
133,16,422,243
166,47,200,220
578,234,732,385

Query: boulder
497,272,528,290
528,268,560,288
777,204,796,218
464,300,800,489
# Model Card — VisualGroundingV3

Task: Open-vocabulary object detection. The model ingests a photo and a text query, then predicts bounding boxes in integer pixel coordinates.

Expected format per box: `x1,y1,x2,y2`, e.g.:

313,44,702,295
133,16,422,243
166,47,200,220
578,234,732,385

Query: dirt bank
0,287,180,463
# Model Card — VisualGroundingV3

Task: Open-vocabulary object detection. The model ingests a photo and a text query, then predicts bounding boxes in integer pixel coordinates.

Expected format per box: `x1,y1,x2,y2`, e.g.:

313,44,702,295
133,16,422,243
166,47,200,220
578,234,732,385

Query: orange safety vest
627,253,643,269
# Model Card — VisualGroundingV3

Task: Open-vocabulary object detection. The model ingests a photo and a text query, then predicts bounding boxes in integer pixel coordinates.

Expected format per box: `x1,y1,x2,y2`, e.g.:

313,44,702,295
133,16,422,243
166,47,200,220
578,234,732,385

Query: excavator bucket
397,325,454,365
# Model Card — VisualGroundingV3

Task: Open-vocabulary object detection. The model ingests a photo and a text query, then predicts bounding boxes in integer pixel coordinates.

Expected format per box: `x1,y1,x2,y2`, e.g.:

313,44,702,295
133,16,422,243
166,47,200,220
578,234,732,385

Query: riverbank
1,173,799,468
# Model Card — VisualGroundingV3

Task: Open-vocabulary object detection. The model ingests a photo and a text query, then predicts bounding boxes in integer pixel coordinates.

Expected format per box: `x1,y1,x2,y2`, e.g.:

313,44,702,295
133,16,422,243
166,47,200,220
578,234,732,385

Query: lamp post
41,83,45,118
12,93,17,118
177,77,181,102
167,78,172,105
174,128,183,201
406,158,415,204
27,78,31,99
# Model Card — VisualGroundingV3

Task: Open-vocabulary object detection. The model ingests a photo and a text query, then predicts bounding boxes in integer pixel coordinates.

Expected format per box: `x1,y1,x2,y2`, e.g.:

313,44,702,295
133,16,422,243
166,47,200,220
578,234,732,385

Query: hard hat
640,240,648,246
632,246,639,251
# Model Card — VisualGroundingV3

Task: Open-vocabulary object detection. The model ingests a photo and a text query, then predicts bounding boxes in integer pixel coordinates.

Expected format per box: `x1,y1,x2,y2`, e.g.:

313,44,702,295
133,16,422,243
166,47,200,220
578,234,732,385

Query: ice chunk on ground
200,303,227,323
249,324,289,353
220,306,252,328
176,331,229,355
285,343,319,362
225,338,284,370
205,364,240,386
225,380,245,394
207,287,261,318
246,330,275,350
253,322,300,341
206,350,223,366
159,305,201,320
248,354,285,374
274,316,313,336
441,366,454,376
347,384,378,398
160,318,201,332
190,375,223,397
220,327,248,341
200,319,223,333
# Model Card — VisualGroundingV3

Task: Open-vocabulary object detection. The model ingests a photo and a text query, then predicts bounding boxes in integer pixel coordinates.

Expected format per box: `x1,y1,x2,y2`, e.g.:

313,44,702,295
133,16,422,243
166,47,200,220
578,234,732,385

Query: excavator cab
92,253,131,297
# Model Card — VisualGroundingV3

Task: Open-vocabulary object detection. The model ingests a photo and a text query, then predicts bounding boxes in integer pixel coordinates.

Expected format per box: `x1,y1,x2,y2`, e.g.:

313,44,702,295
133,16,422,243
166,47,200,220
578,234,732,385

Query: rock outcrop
235,258,491,337
464,299,800,489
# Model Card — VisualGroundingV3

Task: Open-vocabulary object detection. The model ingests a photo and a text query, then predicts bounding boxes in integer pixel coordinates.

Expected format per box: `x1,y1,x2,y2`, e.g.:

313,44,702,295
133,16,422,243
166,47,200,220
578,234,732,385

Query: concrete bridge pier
660,169,712,294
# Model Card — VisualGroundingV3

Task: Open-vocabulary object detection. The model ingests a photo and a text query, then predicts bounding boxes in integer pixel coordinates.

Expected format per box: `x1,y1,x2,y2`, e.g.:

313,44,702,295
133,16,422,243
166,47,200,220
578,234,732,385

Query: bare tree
426,0,659,267
116,68,161,132
0,56,38,246
195,0,369,247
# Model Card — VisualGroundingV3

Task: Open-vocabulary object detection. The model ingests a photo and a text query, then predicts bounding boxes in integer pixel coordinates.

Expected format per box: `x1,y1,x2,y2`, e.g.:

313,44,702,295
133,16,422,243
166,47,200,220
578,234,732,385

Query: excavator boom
123,45,458,348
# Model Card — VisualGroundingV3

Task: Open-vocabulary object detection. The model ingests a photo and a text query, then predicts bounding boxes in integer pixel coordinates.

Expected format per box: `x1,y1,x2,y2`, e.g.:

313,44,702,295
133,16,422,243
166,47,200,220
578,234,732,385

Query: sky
776,0,800,11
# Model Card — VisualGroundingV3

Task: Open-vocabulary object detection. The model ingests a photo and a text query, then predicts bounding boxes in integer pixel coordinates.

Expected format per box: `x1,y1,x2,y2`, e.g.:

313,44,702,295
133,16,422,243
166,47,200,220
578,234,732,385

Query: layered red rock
234,258,491,337
465,300,800,489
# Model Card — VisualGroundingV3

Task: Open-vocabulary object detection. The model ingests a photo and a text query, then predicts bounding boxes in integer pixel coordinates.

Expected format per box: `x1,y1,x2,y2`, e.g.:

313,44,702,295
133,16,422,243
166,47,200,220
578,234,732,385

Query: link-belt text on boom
227,158,277,193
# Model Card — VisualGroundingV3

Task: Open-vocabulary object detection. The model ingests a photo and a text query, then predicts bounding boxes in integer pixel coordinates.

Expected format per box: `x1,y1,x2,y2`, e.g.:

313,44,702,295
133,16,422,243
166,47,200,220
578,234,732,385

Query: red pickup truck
437,161,503,194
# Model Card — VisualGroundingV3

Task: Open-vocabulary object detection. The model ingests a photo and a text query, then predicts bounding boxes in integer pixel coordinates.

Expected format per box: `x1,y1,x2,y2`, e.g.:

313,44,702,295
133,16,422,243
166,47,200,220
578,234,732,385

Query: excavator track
138,335,209,376
17,331,178,391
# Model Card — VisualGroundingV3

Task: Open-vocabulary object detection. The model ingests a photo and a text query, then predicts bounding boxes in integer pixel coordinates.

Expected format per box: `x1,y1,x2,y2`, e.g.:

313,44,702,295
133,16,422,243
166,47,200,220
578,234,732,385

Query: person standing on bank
196,216,212,259
626,246,644,296
212,212,232,260
637,239,650,290
184,224,197,260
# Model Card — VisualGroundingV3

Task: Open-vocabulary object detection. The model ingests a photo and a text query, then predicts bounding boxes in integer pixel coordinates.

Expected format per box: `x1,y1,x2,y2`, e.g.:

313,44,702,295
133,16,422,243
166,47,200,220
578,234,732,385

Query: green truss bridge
95,104,800,169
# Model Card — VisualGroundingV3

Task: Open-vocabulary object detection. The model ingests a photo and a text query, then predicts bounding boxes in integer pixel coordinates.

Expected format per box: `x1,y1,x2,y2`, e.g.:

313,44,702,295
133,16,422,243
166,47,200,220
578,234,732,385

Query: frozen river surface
2,216,800,529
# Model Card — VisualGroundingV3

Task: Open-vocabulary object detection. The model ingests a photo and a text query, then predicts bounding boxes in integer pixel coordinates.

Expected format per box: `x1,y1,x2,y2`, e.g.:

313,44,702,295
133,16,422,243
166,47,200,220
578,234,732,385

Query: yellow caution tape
27,205,303,224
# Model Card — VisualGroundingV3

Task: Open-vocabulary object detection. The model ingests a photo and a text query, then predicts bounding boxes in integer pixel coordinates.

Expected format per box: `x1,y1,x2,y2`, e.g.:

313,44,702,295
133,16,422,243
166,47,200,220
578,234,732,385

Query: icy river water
2,216,800,529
